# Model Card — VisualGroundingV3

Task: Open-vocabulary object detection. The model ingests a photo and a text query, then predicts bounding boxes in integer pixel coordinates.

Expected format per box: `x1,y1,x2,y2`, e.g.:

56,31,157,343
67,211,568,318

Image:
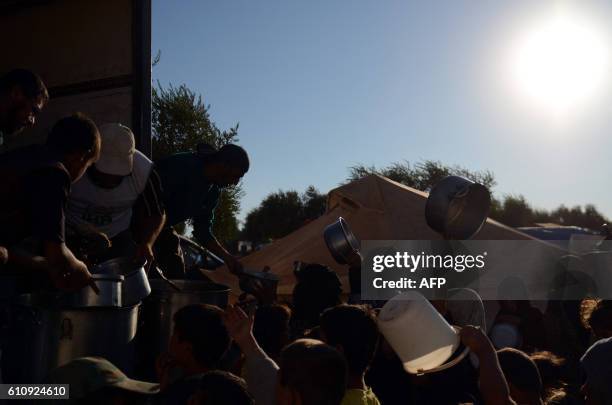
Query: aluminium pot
425,176,491,240
61,273,123,308
323,217,361,265
135,280,230,380
2,293,139,383
92,257,151,307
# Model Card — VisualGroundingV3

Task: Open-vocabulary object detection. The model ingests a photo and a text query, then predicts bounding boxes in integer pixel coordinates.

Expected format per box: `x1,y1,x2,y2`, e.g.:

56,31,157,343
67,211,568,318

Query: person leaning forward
66,123,166,266
154,144,249,278
0,113,100,292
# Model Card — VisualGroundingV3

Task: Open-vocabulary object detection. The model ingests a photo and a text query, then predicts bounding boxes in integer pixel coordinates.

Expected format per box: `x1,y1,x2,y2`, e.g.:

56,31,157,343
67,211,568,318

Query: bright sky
153,1,612,224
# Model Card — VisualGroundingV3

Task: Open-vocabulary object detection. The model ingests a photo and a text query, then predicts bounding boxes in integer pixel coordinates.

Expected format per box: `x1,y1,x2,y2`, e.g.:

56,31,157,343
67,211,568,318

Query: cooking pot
61,274,123,308
324,217,361,265
93,257,151,307
2,293,139,383
134,280,230,380
425,176,491,240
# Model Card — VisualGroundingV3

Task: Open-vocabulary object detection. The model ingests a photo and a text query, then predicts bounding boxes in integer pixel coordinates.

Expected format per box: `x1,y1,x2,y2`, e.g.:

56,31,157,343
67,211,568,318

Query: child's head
581,298,612,339
188,371,254,405
581,337,612,405
47,113,100,182
530,351,567,391
277,338,347,405
292,263,342,326
497,348,543,405
319,304,379,377
170,304,230,372
253,304,291,360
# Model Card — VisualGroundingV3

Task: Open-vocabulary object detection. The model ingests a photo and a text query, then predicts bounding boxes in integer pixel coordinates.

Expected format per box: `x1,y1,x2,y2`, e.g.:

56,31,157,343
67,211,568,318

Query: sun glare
508,11,610,118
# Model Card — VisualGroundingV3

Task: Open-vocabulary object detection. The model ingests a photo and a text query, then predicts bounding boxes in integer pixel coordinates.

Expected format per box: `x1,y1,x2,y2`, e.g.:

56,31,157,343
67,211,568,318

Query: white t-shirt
67,150,153,238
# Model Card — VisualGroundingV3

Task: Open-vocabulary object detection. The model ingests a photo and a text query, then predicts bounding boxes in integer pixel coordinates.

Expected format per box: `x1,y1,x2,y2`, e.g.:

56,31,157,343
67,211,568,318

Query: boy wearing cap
46,356,159,405
66,123,165,265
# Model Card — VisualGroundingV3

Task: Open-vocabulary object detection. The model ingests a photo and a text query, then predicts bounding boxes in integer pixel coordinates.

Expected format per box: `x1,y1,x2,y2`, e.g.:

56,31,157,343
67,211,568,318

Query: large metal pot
92,257,151,307
324,217,361,265
425,176,491,240
62,274,123,308
2,293,139,383
135,280,230,380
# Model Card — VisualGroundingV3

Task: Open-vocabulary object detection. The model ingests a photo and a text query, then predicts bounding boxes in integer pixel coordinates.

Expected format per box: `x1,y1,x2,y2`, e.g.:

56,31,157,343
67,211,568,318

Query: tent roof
205,175,534,295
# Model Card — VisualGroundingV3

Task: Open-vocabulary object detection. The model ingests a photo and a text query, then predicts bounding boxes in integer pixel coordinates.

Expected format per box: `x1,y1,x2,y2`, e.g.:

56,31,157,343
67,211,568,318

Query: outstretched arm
132,168,166,267
193,189,243,274
8,242,97,293
461,325,515,405
223,305,278,405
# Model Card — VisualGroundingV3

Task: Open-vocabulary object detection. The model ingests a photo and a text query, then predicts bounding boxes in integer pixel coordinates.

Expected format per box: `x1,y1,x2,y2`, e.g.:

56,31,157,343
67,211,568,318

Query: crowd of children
42,261,612,405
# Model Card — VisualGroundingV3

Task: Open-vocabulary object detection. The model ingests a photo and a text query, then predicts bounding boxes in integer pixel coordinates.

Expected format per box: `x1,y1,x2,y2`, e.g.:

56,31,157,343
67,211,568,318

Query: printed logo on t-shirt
82,206,113,227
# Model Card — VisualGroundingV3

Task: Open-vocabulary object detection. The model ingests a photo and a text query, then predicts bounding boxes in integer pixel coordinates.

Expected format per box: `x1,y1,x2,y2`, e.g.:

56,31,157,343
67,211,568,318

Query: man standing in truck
154,144,250,278
0,69,48,147
66,123,166,265
0,69,48,266
0,113,100,292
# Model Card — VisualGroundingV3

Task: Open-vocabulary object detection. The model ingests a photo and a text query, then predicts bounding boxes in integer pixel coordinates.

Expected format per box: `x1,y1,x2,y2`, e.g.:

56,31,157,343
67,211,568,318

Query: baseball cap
46,357,159,399
95,123,135,176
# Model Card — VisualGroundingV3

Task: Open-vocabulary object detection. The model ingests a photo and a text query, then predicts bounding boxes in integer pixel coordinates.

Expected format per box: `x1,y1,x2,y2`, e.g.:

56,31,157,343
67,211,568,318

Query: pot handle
452,183,471,199
60,318,73,340
137,305,146,329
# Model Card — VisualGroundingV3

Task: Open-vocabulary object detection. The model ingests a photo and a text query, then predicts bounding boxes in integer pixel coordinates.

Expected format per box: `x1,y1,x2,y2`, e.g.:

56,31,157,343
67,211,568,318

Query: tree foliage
152,82,243,243
347,160,497,191
348,159,608,230
490,196,609,229
489,195,534,227
242,186,327,244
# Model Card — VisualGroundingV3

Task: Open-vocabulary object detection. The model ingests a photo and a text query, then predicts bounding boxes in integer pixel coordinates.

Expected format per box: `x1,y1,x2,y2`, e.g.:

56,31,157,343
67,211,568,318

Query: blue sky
153,1,612,225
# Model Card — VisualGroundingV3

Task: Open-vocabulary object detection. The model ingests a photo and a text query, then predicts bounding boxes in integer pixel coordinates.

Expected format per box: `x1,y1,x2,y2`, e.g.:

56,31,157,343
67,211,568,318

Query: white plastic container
378,291,460,374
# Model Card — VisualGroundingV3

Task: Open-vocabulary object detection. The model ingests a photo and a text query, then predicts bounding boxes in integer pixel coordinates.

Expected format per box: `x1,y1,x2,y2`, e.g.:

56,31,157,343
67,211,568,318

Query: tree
547,204,608,229
490,195,534,227
302,185,327,220
347,160,497,191
242,186,327,243
152,82,243,243
348,159,608,230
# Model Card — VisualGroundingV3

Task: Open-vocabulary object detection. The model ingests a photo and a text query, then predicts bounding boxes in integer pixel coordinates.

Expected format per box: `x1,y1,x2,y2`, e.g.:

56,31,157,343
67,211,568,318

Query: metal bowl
324,217,361,265
425,176,491,240
92,257,151,307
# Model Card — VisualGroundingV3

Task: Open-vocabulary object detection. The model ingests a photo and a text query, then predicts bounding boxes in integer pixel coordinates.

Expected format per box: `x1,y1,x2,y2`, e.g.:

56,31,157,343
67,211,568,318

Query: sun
508,11,610,118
